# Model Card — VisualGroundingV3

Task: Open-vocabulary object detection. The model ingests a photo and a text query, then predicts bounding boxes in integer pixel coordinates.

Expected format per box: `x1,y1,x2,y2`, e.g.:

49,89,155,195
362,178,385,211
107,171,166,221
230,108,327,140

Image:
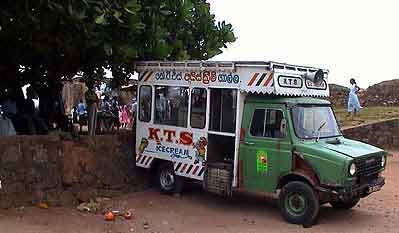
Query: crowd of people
71,84,136,134
0,81,137,136
0,83,66,136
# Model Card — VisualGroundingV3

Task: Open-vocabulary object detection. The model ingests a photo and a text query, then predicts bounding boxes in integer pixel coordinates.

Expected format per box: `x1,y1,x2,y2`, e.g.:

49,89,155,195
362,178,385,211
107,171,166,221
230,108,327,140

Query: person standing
77,100,86,114
77,100,86,132
0,105,16,136
120,105,130,128
100,96,113,133
110,96,120,131
85,83,99,136
131,97,137,127
156,92,167,122
347,78,361,119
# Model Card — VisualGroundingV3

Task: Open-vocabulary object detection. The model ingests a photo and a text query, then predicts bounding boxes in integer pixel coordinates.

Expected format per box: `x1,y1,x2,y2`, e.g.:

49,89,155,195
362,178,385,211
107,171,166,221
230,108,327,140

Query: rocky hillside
363,79,399,106
328,84,349,107
329,79,399,107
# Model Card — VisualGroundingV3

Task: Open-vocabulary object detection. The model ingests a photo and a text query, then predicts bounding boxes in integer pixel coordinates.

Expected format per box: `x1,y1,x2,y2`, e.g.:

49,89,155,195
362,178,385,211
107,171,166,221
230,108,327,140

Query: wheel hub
160,169,175,190
286,193,306,216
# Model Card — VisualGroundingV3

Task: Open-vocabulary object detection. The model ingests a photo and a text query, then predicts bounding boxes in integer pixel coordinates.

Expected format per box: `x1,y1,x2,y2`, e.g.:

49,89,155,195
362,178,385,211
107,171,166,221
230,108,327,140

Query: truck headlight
381,156,386,167
349,163,357,176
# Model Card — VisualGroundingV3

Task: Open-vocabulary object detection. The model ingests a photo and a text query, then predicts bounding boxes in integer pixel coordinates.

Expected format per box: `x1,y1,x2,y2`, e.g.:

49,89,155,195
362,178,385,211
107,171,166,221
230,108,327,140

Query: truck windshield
291,105,341,139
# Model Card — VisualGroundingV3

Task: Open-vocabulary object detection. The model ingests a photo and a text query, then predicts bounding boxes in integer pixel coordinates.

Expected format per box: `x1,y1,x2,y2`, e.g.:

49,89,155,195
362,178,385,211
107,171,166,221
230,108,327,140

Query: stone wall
0,132,148,209
342,118,399,149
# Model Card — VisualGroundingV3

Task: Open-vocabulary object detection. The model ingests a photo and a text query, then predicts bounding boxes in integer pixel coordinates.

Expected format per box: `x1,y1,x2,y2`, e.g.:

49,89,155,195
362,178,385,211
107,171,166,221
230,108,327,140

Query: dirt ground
1,153,398,233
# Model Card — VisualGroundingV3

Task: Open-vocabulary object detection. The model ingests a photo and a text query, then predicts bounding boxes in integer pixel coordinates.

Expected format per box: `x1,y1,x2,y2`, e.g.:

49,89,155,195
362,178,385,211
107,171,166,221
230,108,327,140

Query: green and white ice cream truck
134,61,386,225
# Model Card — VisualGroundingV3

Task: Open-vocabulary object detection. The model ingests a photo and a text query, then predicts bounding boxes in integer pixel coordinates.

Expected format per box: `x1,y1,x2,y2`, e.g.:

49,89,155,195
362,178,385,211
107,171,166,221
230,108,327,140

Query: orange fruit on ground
105,211,115,221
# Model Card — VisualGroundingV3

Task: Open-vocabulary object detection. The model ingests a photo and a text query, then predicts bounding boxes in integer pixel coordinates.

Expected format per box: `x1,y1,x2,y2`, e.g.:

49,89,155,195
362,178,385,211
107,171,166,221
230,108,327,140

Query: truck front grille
355,155,382,177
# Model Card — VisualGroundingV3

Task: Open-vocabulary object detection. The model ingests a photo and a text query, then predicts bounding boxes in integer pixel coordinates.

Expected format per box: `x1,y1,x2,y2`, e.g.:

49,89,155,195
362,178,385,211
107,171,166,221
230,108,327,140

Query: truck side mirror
280,119,287,138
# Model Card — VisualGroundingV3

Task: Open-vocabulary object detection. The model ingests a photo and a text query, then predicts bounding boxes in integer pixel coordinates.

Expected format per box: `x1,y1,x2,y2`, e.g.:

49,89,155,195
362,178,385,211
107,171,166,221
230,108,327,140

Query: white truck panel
136,61,329,97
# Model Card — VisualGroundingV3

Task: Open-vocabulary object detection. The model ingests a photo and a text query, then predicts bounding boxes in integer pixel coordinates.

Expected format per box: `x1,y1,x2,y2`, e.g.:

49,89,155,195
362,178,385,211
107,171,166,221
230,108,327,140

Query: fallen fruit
37,203,49,209
124,211,132,220
105,211,115,221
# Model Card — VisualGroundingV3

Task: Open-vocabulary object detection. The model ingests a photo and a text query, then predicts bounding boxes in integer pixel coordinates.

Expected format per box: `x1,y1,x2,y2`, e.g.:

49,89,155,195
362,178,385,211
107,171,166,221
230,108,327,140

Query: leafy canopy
0,0,236,87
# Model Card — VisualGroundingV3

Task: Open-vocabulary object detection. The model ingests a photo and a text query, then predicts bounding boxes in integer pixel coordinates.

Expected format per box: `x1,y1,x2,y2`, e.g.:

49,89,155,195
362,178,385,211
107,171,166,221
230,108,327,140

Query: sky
208,0,399,88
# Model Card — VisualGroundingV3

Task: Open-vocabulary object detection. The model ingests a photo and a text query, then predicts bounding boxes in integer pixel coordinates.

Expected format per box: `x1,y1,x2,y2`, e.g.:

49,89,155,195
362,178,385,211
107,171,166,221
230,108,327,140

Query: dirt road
1,155,398,233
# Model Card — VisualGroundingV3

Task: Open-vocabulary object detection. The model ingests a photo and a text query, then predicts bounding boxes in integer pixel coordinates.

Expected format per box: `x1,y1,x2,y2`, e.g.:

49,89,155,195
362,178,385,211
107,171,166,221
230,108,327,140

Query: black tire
279,181,320,225
157,162,183,194
330,198,360,209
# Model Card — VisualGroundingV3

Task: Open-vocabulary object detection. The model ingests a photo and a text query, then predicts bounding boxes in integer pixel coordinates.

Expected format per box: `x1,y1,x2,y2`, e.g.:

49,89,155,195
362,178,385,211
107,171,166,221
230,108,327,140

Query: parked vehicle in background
133,61,386,225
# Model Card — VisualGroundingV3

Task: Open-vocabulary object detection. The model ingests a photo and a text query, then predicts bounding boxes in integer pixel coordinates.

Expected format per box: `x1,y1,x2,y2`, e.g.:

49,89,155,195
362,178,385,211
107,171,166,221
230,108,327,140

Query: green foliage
0,0,236,87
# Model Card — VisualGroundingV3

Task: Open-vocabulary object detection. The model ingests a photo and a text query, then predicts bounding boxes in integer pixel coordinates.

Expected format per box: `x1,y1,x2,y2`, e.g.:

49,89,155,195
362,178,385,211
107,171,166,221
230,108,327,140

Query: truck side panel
136,122,207,180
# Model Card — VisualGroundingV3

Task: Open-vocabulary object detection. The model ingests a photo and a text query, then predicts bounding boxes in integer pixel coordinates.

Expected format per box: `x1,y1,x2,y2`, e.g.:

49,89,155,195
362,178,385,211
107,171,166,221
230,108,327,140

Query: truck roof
135,60,330,98
245,95,331,105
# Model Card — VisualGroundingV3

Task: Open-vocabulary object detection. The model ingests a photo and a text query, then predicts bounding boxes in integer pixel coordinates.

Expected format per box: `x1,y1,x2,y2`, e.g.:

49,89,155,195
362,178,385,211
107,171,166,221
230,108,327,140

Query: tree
0,0,236,86
0,0,236,134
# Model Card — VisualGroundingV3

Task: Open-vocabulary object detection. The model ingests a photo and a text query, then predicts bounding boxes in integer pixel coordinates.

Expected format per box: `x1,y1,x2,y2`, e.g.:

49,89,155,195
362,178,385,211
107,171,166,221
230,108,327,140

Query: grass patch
334,106,399,128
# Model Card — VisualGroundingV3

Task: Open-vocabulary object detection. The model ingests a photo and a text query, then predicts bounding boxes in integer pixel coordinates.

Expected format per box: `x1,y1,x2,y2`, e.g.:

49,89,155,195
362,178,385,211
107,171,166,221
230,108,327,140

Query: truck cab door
239,103,292,193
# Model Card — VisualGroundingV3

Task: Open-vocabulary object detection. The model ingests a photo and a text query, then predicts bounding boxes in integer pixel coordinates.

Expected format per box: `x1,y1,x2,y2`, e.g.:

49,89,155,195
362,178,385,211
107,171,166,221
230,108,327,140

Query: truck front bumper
318,176,385,202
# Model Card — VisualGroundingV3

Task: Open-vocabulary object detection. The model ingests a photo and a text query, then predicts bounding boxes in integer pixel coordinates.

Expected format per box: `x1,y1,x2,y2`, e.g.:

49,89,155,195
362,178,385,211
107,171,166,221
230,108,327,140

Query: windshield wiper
316,121,327,142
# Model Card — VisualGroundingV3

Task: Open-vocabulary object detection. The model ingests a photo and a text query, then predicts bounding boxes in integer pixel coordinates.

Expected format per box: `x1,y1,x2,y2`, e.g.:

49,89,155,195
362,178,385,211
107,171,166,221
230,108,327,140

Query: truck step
203,162,233,197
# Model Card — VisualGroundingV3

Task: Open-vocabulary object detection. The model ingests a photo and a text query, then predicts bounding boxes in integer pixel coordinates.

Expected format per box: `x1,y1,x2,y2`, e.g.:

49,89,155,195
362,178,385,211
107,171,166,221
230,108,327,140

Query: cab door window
250,109,285,138
250,109,266,137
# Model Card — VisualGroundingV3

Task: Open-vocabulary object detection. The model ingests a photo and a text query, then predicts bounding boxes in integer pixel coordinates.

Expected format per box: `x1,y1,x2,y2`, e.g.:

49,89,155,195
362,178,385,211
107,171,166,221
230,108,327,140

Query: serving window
190,88,207,129
154,86,189,127
139,85,152,122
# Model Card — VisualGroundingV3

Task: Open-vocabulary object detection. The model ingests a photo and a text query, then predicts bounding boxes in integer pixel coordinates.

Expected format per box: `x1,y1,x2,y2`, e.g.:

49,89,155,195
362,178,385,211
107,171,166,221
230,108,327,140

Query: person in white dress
347,78,361,119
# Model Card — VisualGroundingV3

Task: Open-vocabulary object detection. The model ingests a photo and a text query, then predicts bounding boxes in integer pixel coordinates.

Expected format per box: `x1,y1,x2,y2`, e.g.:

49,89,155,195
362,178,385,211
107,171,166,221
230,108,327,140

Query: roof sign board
135,61,329,97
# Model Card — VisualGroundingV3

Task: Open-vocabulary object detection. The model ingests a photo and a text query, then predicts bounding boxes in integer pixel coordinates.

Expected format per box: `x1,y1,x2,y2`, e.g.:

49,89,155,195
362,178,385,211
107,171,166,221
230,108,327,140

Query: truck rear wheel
279,181,320,225
158,162,183,194
330,198,360,209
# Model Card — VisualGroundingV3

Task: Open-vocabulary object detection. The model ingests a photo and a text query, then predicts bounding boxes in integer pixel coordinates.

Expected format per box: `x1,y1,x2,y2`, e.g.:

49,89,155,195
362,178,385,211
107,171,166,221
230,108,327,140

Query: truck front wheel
330,198,360,209
279,181,320,225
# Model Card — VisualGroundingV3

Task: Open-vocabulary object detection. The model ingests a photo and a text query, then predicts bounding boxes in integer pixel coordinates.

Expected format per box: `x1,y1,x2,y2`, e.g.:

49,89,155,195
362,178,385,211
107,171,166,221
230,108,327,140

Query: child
120,105,130,128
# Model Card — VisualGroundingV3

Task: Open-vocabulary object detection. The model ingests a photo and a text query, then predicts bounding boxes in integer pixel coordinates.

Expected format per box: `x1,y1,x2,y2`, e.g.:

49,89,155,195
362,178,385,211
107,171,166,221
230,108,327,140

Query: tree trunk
87,103,97,136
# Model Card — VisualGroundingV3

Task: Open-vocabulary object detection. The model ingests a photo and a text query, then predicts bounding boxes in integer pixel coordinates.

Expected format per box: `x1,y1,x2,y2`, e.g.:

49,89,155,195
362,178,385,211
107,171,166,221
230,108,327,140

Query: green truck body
240,97,385,193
